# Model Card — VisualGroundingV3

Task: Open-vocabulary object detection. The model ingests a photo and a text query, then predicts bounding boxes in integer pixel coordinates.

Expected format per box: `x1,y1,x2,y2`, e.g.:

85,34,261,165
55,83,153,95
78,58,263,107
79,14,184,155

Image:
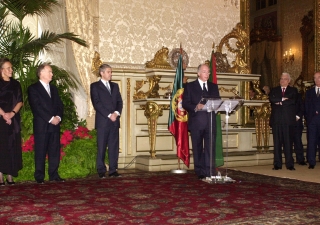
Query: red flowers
21,126,92,160
22,134,34,152
73,126,92,139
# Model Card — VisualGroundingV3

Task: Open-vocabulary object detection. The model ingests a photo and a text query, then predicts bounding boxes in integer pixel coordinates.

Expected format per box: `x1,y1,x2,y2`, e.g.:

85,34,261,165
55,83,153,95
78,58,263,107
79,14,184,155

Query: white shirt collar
39,80,49,88
198,79,207,88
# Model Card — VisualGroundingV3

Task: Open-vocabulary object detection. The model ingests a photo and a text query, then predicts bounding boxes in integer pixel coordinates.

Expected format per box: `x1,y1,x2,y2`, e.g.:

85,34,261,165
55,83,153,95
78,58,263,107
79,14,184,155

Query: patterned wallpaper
99,0,240,67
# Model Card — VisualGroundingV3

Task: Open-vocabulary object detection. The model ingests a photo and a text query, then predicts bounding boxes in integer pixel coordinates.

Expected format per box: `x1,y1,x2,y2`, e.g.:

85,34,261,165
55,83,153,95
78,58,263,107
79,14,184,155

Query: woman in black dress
0,58,23,185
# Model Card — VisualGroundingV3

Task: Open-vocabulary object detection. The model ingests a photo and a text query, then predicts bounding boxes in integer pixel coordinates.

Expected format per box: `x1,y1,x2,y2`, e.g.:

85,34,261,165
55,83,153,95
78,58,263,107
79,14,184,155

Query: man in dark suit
28,63,64,184
269,72,297,171
90,64,123,178
182,64,220,180
293,92,306,165
304,71,320,169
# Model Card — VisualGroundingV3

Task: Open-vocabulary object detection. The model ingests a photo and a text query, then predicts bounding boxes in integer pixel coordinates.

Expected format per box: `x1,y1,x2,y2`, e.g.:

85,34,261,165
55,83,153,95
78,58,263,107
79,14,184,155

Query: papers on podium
196,97,242,113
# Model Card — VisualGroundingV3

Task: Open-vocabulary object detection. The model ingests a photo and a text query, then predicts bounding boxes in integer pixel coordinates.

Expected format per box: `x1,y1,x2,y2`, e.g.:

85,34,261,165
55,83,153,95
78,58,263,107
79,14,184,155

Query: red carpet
1,170,320,224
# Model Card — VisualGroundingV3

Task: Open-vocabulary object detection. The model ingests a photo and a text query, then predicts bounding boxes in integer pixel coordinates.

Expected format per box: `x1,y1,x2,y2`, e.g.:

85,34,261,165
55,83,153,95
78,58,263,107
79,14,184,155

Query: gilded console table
133,99,170,158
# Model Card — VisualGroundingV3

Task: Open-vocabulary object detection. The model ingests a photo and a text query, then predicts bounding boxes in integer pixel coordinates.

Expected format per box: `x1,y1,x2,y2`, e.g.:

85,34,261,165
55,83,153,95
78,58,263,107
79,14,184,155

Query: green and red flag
209,50,224,167
168,54,190,167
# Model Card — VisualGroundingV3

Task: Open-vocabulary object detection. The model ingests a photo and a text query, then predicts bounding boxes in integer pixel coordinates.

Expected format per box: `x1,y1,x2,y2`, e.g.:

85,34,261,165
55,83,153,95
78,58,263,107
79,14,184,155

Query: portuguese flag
168,54,190,167
209,51,224,167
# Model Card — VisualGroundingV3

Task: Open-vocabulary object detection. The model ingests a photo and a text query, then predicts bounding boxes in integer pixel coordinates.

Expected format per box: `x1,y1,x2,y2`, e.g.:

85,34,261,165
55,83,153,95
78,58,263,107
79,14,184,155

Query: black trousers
272,124,294,168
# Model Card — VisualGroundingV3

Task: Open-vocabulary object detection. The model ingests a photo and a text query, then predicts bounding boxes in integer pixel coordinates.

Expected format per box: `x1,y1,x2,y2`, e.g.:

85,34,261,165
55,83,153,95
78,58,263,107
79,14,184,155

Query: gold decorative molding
254,103,271,152
219,86,238,94
140,102,169,158
251,80,269,100
127,78,131,155
92,51,103,77
240,0,250,71
133,75,162,100
216,23,250,74
145,46,172,69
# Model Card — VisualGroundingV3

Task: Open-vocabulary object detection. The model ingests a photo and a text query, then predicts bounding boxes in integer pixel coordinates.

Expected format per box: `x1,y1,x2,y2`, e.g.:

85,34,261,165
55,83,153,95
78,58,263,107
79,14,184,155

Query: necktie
282,88,285,97
46,84,51,97
203,83,208,94
317,88,320,97
106,82,111,94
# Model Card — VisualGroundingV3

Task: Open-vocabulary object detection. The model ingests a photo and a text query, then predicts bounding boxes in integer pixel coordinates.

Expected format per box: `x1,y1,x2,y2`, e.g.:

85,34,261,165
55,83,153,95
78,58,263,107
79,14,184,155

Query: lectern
197,97,243,184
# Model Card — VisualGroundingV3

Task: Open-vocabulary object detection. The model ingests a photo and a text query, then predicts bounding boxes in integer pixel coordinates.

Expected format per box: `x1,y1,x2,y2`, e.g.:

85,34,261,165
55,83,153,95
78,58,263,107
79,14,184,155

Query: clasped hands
109,112,119,122
50,116,61,125
275,97,288,105
2,112,14,125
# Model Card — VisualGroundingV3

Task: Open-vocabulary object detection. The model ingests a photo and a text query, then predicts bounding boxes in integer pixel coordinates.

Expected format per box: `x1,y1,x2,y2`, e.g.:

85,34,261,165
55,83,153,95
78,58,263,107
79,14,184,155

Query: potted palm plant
0,0,98,181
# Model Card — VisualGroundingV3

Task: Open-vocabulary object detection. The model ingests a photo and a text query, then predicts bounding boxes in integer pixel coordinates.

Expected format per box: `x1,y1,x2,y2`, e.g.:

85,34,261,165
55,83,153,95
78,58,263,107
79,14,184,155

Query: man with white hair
269,72,298,171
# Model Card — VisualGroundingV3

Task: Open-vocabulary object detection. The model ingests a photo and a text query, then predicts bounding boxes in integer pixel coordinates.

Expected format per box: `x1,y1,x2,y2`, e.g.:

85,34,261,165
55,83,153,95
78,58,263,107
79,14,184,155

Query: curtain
65,0,99,118
265,41,276,87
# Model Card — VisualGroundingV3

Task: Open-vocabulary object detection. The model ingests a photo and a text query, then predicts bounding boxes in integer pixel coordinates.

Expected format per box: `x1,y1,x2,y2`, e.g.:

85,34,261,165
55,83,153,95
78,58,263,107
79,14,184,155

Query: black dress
0,78,23,176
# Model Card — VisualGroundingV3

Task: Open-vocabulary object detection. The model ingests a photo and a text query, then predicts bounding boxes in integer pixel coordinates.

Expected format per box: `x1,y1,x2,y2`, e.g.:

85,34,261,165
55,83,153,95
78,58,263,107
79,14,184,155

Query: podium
197,97,243,184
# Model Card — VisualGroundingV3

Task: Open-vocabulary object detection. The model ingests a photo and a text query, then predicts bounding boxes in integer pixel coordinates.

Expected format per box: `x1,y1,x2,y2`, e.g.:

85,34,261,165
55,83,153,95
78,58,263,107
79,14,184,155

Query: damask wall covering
99,0,240,67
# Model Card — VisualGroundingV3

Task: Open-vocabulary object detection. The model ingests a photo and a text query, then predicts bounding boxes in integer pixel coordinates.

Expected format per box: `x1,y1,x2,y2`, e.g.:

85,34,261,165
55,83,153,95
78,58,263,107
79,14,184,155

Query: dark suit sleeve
28,85,55,123
296,93,304,118
90,83,111,119
269,87,282,104
114,85,123,115
269,87,297,106
182,83,197,113
90,82,123,118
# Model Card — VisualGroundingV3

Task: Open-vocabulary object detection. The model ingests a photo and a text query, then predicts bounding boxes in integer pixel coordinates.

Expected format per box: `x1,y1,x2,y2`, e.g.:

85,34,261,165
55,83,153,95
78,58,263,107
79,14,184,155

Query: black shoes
50,177,65,182
98,173,106,179
287,166,295,171
109,172,121,178
6,179,15,185
298,162,307,165
36,179,45,184
308,165,315,169
0,182,5,186
198,175,205,180
272,166,282,170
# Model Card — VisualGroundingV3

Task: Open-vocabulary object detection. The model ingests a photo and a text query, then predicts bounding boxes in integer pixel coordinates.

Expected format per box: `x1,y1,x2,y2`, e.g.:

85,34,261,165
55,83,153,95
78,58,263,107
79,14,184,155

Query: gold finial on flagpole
212,42,215,51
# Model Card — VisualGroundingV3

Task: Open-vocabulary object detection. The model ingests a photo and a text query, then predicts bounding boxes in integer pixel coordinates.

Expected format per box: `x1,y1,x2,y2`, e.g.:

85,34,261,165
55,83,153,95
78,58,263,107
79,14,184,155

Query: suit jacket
269,86,297,126
182,79,220,130
90,80,123,129
295,93,304,127
28,81,64,134
305,87,320,126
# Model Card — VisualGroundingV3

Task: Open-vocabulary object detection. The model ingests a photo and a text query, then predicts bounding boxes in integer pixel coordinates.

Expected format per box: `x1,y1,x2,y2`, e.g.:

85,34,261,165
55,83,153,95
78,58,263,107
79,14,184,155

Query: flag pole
171,158,187,174
170,43,188,174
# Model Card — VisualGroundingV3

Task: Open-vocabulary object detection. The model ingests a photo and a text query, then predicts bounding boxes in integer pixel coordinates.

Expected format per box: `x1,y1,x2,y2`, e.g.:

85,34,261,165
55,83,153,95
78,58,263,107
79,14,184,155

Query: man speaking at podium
182,64,220,180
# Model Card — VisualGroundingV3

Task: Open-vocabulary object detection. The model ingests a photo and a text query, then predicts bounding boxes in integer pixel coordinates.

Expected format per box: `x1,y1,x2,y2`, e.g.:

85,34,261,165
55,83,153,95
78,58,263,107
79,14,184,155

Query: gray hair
99,64,112,77
36,63,51,78
281,72,291,81
197,64,209,73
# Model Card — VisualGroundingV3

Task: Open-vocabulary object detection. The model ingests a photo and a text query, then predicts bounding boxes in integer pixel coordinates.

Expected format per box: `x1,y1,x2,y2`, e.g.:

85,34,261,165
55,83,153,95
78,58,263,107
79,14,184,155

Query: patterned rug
1,170,320,224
